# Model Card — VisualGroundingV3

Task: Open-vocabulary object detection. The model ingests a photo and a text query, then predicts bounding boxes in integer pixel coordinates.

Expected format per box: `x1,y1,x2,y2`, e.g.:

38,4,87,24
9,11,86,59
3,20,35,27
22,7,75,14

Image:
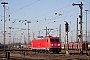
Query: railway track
0,49,90,60
0,48,90,54
0,50,90,60
1,51,90,60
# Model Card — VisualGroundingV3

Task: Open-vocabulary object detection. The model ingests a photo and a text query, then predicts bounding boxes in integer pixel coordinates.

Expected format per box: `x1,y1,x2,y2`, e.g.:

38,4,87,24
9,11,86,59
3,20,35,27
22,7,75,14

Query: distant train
61,42,89,50
0,44,8,49
31,36,61,53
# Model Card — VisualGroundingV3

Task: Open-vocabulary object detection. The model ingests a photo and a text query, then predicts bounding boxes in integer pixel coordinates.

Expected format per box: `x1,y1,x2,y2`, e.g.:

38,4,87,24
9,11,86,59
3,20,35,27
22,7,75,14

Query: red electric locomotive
31,36,61,53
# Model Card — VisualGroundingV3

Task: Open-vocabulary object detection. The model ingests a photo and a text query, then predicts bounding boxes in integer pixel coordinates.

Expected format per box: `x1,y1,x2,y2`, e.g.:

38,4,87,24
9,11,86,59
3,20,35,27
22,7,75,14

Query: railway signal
65,22,69,32
72,2,83,54
64,21,69,54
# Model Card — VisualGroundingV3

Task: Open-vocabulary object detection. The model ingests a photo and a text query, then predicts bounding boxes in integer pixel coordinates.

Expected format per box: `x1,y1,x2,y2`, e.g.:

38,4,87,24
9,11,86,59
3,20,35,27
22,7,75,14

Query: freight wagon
61,42,88,50
31,36,61,53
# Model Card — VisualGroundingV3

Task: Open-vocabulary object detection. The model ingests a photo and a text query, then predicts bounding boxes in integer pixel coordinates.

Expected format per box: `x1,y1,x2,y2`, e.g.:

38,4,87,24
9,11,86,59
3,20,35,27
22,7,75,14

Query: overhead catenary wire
9,0,40,14
0,1,89,22
0,0,90,39
29,3,88,30
0,5,88,33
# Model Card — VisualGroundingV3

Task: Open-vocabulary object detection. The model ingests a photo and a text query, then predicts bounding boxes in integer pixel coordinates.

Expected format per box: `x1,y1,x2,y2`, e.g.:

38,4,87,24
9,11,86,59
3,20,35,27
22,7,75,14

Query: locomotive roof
32,36,59,40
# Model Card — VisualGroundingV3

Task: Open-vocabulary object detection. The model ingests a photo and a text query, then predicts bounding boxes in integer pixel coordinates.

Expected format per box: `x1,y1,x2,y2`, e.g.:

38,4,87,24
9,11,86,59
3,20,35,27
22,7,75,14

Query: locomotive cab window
50,39,59,42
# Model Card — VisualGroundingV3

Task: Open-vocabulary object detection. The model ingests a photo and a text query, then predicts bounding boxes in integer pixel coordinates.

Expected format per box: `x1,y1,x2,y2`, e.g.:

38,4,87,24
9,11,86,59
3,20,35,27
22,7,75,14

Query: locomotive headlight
51,44,53,46
58,44,60,46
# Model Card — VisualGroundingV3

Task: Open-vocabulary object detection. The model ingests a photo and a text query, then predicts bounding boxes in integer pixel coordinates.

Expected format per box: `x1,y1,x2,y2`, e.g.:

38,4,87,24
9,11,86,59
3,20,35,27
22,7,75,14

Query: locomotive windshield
50,39,59,42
